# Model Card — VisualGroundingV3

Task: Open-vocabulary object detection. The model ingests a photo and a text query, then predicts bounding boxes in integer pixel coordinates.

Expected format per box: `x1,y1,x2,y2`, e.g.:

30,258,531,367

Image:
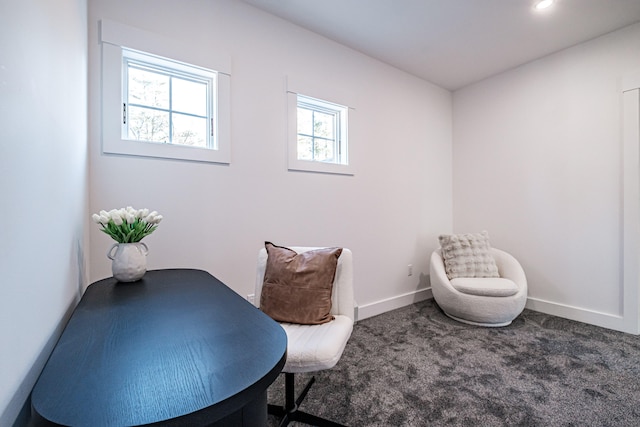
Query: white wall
2,2,638,424
87,0,453,316
0,1,88,425
453,23,640,333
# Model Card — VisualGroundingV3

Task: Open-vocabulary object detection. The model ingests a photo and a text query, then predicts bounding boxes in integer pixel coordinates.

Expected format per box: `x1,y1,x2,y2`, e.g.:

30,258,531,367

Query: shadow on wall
7,296,80,427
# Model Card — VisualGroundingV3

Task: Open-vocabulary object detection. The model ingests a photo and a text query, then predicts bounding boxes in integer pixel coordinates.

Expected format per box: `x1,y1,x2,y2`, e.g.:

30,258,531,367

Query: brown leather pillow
260,242,342,325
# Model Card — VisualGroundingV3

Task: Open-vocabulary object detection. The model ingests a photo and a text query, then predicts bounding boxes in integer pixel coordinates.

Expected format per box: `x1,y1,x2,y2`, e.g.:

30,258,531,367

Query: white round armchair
430,248,527,327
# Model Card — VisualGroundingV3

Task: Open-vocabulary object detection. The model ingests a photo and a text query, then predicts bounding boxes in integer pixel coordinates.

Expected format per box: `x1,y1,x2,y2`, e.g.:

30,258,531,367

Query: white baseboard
525,297,637,334
356,288,432,321
354,292,637,335
353,291,637,335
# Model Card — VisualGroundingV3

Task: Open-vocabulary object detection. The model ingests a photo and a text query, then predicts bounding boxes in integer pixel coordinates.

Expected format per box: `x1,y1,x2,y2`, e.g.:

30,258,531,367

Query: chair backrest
255,246,354,322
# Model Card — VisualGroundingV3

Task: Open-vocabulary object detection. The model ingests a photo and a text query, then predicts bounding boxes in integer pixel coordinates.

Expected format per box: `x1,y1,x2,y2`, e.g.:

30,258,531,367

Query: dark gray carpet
266,299,640,426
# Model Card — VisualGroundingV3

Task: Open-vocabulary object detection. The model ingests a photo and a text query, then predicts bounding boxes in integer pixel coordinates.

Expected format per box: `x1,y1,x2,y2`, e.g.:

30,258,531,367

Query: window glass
128,66,169,109
172,78,207,116
297,107,313,136
172,113,207,147
127,106,169,143
296,95,347,165
122,49,215,149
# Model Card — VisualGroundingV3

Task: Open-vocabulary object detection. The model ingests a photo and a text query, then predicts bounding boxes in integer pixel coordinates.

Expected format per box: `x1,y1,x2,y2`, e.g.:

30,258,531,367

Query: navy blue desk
31,269,287,426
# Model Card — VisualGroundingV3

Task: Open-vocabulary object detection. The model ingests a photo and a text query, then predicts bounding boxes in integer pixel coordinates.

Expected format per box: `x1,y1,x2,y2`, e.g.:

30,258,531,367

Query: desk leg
210,391,267,427
241,391,267,426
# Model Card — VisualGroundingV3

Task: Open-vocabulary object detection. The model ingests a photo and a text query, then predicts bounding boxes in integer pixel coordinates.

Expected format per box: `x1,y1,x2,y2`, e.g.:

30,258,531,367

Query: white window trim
286,77,355,176
100,19,231,164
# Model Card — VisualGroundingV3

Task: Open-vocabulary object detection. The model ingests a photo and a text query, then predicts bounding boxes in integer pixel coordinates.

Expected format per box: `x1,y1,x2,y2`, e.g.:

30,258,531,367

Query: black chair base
268,372,346,427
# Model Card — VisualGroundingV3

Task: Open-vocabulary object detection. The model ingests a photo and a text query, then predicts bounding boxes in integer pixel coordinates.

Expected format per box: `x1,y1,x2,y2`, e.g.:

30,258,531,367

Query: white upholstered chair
430,248,527,327
255,246,354,427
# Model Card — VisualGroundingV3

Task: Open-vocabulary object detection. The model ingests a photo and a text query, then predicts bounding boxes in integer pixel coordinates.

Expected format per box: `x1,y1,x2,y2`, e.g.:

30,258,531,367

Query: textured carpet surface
266,299,640,426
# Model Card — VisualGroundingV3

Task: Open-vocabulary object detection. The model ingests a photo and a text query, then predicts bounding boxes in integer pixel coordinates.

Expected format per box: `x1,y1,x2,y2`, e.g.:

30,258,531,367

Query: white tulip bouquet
92,206,163,243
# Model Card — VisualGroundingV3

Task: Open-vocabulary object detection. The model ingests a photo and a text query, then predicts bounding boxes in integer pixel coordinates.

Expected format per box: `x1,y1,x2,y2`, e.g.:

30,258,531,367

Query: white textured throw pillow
439,231,500,280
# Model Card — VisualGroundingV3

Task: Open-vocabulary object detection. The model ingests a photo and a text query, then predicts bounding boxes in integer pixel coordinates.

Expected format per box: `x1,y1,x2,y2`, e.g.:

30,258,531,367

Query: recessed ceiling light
534,0,554,10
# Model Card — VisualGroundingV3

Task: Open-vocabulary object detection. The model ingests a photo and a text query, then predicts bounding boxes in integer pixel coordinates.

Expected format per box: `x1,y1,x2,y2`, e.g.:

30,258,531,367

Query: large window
100,19,231,164
123,49,215,149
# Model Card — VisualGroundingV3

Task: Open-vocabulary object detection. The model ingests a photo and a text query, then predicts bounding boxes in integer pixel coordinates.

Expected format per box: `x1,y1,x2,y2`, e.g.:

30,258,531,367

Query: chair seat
450,277,519,297
280,315,353,373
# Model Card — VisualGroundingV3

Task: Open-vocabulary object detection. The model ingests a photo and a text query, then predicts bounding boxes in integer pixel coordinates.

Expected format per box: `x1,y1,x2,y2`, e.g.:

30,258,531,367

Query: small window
296,95,348,165
287,90,353,175
123,49,216,149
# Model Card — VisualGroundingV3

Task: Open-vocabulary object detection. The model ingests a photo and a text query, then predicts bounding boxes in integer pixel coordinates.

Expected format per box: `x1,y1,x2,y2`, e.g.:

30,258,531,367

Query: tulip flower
92,206,162,243
125,212,136,225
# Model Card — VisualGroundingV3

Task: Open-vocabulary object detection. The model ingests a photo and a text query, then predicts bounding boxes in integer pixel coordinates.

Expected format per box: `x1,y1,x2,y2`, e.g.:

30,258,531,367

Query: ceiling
240,0,640,90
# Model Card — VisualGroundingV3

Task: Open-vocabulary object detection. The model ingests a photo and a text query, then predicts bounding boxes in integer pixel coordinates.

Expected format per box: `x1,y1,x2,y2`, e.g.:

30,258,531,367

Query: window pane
297,107,313,135
128,67,169,109
292,93,350,172
172,78,207,116
314,138,335,162
297,135,313,160
128,106,169,143
314,111,335,139
172,113,207,147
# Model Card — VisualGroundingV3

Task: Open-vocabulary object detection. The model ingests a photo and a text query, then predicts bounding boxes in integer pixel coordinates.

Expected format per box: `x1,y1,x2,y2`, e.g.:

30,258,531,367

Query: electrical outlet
247,294,255,304
408,264,413,276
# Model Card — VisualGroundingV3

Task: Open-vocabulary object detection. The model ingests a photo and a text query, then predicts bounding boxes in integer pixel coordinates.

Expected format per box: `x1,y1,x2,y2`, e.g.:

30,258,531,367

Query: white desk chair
255,245,354,427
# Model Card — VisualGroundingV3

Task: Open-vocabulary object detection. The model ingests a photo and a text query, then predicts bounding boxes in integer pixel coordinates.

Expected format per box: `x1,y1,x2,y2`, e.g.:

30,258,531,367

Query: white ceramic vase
107,242,149,282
